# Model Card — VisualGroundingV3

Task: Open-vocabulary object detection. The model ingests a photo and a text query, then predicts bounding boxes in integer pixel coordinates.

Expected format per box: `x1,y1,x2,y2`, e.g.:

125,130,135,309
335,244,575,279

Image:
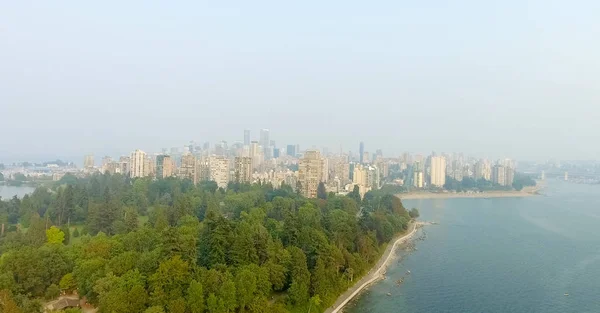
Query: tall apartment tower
130,150,147,178
244,129,251,146
359,142,365,164
84,155,95,169
430,156,446,187
298,150,324,198
260,129,270,148
234,156,253,183
179,153,197,184
286,145,296,157
209,156,230,188
492,165,506,186
156,155,174,179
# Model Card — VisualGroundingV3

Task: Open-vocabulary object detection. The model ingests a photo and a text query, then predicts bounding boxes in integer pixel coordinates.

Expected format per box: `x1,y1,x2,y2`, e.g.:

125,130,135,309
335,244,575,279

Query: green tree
348,185,361,204
59,273,77,293
168,298,186,313
206,293,224,313
124,207,140,232
307,295,322,313
187,280,205,313
0,289,22,313
145,306,166,313
317,182,327,200
218,279,236,313
46,226,65,244
409,208,420,218
44,284,60,300
24,214,46,246
235,268,257,310
287,247,310,305
60,225,71,245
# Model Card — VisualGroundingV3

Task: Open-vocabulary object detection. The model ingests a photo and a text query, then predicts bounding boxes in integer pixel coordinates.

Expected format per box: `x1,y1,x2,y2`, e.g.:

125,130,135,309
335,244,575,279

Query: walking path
324,221,420,313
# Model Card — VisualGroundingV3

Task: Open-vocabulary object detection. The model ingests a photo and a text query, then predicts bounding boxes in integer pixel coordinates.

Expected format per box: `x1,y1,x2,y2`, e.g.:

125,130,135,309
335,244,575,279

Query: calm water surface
0,185,36,199
348,180,600,313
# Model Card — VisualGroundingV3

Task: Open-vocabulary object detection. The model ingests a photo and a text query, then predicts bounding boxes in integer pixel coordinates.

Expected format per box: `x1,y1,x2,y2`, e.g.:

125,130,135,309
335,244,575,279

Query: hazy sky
1,1,599,163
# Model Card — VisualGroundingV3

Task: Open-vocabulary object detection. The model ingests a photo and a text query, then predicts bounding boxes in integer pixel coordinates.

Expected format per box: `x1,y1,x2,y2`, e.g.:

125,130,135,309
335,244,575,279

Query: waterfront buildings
430,156,446,187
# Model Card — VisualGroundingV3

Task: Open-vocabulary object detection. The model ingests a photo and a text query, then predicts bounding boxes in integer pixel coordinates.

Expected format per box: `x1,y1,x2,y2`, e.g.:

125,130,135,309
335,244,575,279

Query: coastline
397,190,538,200
324,221,419,313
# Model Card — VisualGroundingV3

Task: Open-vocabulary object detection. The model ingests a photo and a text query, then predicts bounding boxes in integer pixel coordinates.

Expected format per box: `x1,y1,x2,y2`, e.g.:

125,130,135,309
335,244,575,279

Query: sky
1,0,599,163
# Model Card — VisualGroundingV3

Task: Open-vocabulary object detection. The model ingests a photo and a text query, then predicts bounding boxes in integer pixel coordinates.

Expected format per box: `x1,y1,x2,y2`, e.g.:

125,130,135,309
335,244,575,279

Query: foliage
0,173,411,313
45,284,60,300
46,226,65,244
409,208,420,218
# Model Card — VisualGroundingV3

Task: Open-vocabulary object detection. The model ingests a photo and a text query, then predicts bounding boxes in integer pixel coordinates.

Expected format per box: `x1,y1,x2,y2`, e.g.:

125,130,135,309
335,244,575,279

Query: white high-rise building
430,156,446,187
130,150,147,178
204,156,230,189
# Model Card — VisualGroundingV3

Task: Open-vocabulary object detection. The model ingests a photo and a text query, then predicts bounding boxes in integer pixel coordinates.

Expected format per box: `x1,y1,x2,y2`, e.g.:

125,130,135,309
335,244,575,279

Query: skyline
0,127,592,166
2,1,600,161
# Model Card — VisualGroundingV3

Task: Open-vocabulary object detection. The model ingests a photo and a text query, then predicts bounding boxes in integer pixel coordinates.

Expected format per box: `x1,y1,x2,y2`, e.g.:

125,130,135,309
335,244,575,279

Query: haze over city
2,0,600,162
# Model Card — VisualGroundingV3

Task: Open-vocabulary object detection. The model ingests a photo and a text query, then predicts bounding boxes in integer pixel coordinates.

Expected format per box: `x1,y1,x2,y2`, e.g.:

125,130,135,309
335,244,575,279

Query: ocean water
347,180,600,313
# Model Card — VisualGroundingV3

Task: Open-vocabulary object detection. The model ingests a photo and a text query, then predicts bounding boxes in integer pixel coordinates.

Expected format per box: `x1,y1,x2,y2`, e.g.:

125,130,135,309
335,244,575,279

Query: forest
0,173,414,313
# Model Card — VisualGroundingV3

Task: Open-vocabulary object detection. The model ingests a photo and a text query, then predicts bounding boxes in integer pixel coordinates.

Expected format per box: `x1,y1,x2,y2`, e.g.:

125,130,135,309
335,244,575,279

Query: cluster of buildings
85,135,393,198
406,153,515,188
72,134,518,198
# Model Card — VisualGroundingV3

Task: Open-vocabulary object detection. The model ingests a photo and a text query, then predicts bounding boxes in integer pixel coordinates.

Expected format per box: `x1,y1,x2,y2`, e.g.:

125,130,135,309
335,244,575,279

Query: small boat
386,293,392,296
407,270,411,274
564,293,569,296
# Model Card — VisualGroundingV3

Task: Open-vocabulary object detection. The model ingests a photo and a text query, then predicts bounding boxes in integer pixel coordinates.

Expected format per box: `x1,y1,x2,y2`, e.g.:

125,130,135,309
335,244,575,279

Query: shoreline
397,190,538,200
325,221,419,313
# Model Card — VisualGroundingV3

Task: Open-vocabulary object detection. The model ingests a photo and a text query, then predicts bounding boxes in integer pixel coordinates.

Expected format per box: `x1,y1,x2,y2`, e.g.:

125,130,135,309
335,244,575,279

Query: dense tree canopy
0,173,413,313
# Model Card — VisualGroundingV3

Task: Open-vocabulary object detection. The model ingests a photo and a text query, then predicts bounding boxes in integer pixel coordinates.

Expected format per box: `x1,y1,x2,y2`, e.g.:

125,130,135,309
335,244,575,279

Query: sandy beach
324,221,419,313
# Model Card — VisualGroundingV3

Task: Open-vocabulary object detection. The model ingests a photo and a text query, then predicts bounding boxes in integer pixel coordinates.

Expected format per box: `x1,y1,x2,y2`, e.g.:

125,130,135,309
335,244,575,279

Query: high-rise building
330,156,350,184
130,150,147,178
362,152,370,164
244,129,251,146
84,155,95,169
492,165,506,186
101,156,112,173
413,171,424,188
260,129,270,149
119,156,131,175
209,156,230,189
234,157,253,183
179,153,197,184
156,155,174,179
430,156,446,187
505,166,514,186
249,141,262,169
298,150,324,198
198,156,230,188
273,148,280,159
144,157,155,177
286,145,296,157
359,142,365,164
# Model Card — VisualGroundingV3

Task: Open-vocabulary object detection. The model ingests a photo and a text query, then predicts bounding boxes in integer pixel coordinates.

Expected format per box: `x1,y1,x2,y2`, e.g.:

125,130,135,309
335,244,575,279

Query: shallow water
348,180,600,313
